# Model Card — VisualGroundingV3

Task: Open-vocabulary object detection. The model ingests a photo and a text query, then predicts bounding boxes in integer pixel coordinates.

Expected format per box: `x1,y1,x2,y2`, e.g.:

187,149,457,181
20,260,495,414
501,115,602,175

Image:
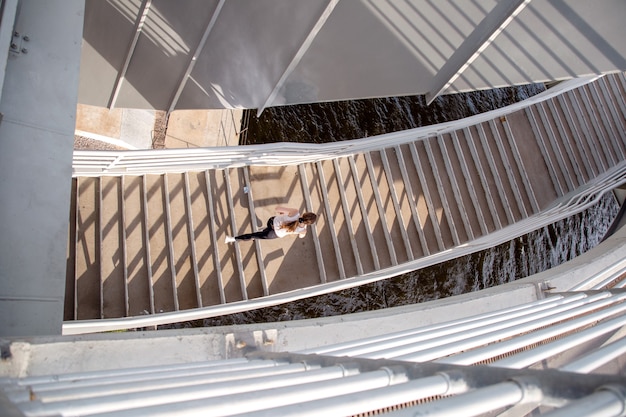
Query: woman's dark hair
283,212,317,232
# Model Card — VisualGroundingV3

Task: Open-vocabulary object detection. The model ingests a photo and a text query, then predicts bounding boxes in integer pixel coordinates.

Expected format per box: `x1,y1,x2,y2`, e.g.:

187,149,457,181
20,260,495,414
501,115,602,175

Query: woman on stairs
225,206,317,243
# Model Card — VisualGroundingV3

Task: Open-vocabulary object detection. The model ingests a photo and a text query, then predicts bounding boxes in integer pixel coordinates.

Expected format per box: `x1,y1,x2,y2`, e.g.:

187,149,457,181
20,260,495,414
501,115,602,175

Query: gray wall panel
116,0,221,109
78,0,626,110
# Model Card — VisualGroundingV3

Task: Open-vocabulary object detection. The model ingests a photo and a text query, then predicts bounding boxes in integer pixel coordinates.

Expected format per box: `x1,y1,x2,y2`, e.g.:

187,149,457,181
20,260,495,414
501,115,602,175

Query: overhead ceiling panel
78,0,626,111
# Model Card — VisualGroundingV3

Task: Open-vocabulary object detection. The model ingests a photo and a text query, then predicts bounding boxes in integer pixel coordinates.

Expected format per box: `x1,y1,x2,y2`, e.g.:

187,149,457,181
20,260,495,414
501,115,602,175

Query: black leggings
234,217,278,241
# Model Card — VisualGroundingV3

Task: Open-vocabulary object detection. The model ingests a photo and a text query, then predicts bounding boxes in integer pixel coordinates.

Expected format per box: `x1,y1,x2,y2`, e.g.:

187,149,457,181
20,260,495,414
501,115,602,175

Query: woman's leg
235,227,277,241
227,216,277,243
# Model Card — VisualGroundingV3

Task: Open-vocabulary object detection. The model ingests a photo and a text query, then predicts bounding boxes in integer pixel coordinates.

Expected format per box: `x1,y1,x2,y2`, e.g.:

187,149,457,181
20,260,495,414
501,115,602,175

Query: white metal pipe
437,293,626,366
240,374,458,417
562,337,626,374
540,390,625,417
569,257,626,290
16,365,352,416
390,381,528,417
395,292,626,363
18,360,301,393
310,294,576,357
368,292,612,361
592,270,626,290
14,364,354,403
81,367,408,417
492,313,626,370
5,357,249,386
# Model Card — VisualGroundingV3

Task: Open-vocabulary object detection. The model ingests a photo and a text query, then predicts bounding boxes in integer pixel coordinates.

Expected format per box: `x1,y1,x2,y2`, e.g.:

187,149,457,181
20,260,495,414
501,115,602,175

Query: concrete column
0,0,85,336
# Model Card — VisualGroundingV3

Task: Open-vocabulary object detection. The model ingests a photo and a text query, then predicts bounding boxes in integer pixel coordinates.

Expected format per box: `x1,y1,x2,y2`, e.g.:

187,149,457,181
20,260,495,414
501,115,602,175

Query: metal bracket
9,31,29,55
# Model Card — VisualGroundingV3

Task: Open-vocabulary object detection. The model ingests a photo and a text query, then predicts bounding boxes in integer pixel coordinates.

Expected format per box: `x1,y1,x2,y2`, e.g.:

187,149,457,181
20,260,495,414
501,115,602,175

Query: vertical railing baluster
364,152,397,265
477,123,515,224
424,139,460,246
488,120,527,219
566,90,608,172
578,87,616,166
380,149,413,260
224,168,248,300
243,167,269,296
450,131,488,236
556,94,596,179
437,136,474,241
163,173,179,310
462,128,501,230
98,177,104,319
408,142,446,250
317,161,345,279
183,172,202,307
394,145,430,256
204,170,226,304
347,156,380,270
500,116,540,213
120,176,129,317
333,158,363,275
298,164,327,283
141,175,155,314
73,177,79,320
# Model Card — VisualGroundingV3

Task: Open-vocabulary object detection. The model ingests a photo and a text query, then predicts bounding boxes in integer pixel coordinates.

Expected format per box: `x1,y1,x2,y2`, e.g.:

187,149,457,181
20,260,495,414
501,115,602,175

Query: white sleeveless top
273,213,306,237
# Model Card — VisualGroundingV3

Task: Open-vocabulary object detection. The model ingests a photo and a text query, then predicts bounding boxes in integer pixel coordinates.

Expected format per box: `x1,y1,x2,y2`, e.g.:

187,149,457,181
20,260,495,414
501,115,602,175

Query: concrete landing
75,104,243,150
75,104,155,149
165,109,243,148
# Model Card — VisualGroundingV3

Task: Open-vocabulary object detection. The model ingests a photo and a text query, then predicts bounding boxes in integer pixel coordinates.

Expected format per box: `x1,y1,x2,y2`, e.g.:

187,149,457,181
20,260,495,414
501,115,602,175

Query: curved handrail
72,76,600,177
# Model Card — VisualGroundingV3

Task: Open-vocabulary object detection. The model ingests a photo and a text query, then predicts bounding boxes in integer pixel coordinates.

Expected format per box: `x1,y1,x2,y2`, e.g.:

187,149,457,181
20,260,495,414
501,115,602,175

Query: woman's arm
275,206,299,216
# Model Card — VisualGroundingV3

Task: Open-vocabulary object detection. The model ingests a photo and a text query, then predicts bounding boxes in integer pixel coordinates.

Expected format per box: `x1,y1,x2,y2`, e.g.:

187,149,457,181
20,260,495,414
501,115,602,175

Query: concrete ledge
75,104,155,149
164,109,243,148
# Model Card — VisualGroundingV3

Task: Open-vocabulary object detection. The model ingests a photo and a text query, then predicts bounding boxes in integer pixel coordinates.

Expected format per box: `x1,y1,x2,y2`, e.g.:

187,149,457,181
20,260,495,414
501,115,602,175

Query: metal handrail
72,76,600,177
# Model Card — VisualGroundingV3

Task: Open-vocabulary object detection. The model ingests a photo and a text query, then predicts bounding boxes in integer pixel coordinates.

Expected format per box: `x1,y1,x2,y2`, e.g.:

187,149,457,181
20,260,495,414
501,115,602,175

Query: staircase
66,74,626,327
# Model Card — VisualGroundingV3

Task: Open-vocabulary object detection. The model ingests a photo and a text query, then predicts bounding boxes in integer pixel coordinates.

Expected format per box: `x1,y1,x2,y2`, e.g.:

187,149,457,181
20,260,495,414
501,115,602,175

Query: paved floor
75,104,243,149
164,109,243,148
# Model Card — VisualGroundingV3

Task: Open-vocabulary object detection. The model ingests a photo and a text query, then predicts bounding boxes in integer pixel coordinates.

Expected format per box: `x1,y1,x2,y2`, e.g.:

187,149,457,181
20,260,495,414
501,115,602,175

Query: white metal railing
72,76,601,177
307,291,626,364
301,294,585,356
7,306,626,417
61,160,626,335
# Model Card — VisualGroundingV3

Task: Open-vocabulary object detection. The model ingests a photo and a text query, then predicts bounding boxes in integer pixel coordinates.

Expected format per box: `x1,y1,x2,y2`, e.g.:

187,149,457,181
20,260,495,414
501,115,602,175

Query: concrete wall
0,0,84,336
78,0,626,110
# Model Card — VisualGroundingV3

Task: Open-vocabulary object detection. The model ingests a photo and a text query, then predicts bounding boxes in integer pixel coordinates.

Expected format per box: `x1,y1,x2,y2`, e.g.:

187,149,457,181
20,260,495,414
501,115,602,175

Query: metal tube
562,337,626,374
493,313,626,370
16,365,352,403
19,359,295,392
77,367,408,417
540,390,625,417
391,381,526,417
16,364,351,416
308,294,571,356
569,257,626,290
241,374,455,417
9,357,248,385
375,293,613,361
438,293,626,366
